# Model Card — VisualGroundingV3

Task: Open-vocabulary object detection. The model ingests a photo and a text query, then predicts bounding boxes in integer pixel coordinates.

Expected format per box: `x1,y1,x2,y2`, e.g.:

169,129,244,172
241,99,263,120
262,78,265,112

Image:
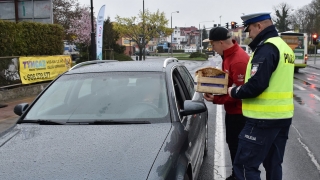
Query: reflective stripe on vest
242,37,295,119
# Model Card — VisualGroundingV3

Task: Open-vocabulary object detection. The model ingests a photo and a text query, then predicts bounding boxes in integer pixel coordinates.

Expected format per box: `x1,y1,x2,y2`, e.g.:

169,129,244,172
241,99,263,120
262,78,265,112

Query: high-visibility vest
242,37,295,119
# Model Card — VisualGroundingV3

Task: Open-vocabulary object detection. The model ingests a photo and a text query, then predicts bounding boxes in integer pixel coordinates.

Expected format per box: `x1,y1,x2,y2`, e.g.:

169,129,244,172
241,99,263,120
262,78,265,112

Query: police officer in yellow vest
227,12,295,180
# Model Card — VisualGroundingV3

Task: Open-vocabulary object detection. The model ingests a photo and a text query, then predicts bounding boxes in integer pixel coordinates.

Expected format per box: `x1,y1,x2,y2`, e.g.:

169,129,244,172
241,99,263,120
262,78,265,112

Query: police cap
241,12,271,32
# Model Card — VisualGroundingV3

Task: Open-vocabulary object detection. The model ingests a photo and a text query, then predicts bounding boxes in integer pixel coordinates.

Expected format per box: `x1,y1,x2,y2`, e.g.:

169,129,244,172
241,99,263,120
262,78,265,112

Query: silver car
1,59,208,180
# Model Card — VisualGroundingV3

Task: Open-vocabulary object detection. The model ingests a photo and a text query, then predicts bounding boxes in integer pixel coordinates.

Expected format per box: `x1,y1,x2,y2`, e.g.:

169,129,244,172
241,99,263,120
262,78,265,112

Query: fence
0,55,71,88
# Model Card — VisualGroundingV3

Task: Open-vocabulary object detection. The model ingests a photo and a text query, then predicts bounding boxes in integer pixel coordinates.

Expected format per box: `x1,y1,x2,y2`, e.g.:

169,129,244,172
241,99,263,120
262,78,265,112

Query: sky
78,0,313,29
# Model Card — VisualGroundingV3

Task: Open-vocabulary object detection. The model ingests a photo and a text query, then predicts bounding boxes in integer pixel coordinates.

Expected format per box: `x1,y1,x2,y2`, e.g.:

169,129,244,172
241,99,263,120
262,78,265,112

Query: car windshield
25,72,170,123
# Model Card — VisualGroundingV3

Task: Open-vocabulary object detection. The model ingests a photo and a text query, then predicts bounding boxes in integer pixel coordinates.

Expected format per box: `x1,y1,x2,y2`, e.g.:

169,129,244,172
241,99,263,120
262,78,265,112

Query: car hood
0,123,171,180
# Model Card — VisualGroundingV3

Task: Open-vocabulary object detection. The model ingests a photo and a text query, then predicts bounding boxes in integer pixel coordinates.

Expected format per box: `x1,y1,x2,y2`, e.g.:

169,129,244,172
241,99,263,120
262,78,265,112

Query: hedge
0,20,64,56
189,52,208,59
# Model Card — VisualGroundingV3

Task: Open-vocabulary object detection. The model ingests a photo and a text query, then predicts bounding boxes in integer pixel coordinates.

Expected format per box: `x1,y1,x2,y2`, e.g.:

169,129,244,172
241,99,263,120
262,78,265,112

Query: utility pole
199,23,201,53
14,0,19,23
171,11,179,57
171,15,173,57
142,0,145,61
315,45,317,65
90,0,96,60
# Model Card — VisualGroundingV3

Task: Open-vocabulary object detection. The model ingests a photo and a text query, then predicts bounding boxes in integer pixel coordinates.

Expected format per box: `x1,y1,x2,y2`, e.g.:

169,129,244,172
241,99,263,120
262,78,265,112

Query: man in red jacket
204,27,249,180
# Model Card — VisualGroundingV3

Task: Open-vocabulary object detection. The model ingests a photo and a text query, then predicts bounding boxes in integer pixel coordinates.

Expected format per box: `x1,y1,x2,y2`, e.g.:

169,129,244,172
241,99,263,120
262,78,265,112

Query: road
183,57,320,180
1,56,320,179
308,56,320,65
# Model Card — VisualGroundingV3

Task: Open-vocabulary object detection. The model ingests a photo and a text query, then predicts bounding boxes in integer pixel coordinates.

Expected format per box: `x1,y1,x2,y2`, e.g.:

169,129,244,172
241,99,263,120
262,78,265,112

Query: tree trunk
87,46,89,61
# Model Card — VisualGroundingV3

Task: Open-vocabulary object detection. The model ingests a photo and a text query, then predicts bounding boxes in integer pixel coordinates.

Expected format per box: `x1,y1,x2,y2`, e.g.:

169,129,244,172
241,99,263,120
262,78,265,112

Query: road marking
214,105,226,179
293,124,320,174
297,138,320,173
292,125,302,138
307,78,319,82
310,94,320,101
293,84,306,90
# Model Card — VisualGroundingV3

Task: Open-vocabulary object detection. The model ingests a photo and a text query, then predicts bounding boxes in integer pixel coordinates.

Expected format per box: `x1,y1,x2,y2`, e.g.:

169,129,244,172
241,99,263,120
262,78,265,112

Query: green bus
279,32,308,71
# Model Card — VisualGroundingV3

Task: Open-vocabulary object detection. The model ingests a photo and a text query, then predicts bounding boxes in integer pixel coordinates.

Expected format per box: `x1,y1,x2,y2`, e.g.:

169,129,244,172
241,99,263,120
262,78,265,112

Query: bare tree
273,2,293,32
289,6,309,33
307,0,320,34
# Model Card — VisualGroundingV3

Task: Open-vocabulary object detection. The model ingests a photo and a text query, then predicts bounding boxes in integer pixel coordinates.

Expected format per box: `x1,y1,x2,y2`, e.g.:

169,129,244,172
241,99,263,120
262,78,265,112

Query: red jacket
213,40,249,114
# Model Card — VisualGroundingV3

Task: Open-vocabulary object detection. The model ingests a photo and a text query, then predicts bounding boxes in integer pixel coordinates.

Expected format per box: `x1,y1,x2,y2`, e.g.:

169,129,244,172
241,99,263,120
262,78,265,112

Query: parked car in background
239,44,252,56
1,59,208,180
63,41,80,62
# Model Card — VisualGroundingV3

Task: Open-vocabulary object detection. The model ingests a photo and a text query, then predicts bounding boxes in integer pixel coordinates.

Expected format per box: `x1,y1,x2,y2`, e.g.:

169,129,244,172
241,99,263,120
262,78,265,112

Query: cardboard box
194,67,228,94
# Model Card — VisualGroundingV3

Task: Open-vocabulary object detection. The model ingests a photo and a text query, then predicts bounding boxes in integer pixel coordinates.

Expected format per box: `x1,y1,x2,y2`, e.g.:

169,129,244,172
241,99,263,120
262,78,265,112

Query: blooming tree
53,0,82,39
67,6,94,46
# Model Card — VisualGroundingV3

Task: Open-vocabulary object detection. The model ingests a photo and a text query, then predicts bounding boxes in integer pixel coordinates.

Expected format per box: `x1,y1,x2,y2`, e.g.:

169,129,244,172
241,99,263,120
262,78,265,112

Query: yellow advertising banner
19,55,72,84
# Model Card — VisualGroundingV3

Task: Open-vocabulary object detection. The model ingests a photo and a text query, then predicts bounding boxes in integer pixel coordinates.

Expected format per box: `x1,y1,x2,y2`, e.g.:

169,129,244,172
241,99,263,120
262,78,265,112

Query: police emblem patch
250,64,259,77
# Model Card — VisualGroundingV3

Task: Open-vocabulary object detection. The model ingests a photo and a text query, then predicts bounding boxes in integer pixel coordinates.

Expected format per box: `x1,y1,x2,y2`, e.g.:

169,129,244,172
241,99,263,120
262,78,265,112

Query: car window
25,72,170,123
172,74,186,112
177,66,195,98
173,69,192,122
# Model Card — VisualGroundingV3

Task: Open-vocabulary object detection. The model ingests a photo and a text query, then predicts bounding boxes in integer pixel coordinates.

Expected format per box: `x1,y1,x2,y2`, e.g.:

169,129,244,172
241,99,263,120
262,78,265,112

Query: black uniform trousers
225,113,246,177
233,118,292,180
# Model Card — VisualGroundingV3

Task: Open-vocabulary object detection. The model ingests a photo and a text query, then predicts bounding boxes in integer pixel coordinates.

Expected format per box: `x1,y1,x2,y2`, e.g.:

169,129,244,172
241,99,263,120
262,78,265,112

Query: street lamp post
142,0,145,61
171,11,179,57
90,0,96,60
219,15,222,26
129,39,133,56
199,21,214,53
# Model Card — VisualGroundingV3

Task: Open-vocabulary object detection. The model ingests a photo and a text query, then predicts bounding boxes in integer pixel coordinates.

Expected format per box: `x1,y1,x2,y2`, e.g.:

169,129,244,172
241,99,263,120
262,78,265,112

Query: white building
168,26,200,50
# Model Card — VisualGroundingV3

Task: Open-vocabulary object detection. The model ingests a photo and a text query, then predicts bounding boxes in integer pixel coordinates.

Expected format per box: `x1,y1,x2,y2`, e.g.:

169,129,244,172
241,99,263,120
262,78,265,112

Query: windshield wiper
21,120,65,125
90,120,151,125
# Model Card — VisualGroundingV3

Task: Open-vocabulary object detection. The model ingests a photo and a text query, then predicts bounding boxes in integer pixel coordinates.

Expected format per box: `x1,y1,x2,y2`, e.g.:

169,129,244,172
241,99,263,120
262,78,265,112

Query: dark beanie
209,27,231,41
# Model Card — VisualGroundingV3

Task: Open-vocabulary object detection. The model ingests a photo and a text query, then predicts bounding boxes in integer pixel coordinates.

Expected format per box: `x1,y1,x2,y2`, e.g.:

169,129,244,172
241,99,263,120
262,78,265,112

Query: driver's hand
203,93,214,102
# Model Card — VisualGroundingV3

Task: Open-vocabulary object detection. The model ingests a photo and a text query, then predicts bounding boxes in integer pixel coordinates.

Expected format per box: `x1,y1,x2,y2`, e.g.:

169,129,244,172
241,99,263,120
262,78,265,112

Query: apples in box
194,67,228,94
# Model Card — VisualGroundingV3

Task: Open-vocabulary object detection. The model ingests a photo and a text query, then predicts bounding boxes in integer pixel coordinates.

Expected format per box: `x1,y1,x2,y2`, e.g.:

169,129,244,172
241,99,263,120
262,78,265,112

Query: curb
306,64,320,70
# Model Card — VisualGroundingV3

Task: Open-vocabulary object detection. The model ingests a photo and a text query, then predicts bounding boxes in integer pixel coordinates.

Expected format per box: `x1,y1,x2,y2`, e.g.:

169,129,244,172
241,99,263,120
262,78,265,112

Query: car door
172,67,205,172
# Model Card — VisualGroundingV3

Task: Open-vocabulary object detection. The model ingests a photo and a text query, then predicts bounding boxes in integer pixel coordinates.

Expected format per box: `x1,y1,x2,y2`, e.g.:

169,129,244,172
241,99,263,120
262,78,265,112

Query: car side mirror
14,103,29,116
180,100,207,116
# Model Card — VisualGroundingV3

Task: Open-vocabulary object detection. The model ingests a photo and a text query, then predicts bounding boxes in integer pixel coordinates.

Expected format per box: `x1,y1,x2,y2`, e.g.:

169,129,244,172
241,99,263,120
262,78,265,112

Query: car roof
66,60,179,74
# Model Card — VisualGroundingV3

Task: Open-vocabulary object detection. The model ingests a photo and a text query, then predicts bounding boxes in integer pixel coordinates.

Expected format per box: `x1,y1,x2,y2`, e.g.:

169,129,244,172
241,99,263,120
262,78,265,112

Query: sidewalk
0,95,37,122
